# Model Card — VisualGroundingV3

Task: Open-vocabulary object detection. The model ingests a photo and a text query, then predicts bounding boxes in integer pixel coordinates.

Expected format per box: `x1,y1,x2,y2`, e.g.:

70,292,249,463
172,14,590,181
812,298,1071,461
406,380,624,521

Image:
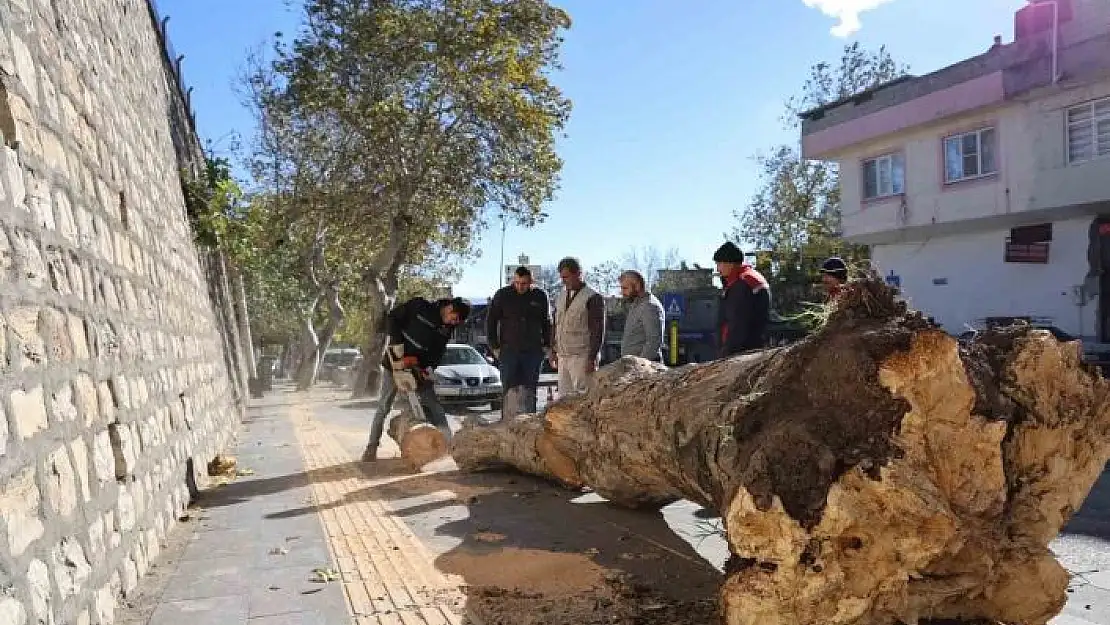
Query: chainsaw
389,345,430,424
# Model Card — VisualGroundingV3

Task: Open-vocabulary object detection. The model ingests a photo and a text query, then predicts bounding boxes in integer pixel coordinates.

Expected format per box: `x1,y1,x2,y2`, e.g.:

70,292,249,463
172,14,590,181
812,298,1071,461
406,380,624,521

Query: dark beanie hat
820,257,848,274
712,242,745,263
450,297,471,321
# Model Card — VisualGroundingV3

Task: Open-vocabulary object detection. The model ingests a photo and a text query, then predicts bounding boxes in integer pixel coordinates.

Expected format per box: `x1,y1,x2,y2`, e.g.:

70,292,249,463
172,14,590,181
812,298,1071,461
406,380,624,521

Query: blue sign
662,293,685,320
885,270,901,288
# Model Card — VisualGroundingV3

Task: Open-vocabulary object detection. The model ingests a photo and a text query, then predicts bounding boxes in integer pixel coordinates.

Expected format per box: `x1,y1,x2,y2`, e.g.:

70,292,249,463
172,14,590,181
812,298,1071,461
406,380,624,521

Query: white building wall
870,216,1097,337
837,78,1110,243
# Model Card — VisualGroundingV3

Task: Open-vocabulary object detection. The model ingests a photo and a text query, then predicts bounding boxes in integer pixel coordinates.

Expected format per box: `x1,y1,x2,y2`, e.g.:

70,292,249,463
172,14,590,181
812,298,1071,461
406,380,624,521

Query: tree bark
450,279,1110,625
351,261,400,398
293,295,322,391
231,267,257,377
312,280,345,367
387,403,448,470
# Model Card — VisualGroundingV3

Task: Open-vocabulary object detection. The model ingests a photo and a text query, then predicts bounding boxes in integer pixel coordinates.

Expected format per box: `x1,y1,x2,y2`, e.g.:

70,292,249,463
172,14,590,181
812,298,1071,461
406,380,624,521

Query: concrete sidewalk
116,387,468,625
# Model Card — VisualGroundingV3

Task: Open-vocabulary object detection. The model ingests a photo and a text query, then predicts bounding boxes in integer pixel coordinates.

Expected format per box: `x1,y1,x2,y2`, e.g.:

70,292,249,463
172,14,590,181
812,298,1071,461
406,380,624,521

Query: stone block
96,381,114,422
0,229,13,282
91,430,113,485
108,376,129,410
0,598,27,625
6,91,39,160
0,147,23,210
10,33,38,105
27,172,55,230
73,374,98,425
38,308,71,363
8,306,45,369
69,438,90,502
26,558,54,625
0,467,45,556
52,537,91,599
93,584,113,625
48,383,78,423
10,385,47,439
54,190,77,243
43,445,77,517
104,510,120,550
107,422,135,479
67,314,89,360
44,248,71,296
66,253,86,299
0,403,7,457
121,557,137,597
87,516,104,561
116,485,135,532
9,230,46,290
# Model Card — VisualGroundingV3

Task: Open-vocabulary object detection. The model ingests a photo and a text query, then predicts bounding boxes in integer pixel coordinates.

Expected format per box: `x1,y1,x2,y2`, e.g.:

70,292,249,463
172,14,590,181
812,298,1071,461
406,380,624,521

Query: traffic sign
662,293,685,320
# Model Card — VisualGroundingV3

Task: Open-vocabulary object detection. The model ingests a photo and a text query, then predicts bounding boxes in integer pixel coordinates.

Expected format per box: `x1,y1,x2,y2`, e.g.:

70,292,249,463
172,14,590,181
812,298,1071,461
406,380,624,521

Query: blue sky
159,0,1027,299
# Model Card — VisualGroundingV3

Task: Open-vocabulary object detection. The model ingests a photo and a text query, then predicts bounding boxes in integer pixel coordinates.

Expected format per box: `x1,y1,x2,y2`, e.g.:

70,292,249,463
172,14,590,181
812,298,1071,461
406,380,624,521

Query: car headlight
488,372,501,383
434,373,460,385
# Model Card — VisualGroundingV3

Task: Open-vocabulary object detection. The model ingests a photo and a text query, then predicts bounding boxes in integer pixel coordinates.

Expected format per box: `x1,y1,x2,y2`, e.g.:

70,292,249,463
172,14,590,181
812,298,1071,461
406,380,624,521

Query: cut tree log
450,278,1110,625
387,404,448,470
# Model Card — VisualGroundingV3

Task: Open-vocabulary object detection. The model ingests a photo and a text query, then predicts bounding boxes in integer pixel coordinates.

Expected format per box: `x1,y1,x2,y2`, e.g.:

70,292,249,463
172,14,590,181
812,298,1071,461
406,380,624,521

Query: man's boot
361,444,378,462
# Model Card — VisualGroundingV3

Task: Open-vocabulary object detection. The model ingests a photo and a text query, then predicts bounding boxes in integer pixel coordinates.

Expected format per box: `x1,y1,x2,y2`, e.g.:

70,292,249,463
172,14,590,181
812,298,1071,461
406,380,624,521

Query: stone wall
0,0,244,623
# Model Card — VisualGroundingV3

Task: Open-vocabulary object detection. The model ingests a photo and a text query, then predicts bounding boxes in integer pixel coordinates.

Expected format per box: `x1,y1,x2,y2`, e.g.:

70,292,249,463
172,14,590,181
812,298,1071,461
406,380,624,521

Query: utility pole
499,216,507,287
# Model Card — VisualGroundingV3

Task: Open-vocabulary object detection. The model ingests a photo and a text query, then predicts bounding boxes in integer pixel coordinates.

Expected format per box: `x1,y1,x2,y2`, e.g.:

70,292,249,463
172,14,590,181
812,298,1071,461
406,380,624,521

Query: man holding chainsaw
362,296,471,462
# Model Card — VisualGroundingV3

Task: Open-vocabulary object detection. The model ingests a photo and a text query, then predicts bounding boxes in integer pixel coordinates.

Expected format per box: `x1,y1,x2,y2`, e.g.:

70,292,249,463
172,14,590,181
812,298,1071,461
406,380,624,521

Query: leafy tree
586,261,622,296
620,245,681,289
247,0,571,397
732,43,908,314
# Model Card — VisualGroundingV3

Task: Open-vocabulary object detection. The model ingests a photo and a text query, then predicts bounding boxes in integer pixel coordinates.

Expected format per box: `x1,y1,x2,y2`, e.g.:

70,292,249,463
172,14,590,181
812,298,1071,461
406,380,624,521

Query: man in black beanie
819,256,849,301
713,242,770,357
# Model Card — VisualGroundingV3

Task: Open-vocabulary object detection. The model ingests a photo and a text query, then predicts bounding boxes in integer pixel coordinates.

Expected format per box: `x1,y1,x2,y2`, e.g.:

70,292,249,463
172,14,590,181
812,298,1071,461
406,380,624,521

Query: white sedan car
433,344,503,410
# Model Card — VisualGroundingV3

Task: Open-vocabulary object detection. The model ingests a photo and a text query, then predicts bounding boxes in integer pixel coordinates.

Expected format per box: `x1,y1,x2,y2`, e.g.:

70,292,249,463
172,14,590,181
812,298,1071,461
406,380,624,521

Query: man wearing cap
819,257,849,300
713,242,770,358
362,296,471,462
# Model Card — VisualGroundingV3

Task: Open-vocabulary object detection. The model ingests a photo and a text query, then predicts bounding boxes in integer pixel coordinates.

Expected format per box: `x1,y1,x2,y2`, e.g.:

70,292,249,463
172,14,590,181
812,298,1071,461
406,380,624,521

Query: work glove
393,369,418,393
388,345,406,370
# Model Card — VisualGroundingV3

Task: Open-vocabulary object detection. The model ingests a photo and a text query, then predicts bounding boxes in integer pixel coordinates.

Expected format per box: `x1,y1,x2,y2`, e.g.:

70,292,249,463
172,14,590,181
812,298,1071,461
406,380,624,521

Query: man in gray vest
619,270,665,362
551,257,605,396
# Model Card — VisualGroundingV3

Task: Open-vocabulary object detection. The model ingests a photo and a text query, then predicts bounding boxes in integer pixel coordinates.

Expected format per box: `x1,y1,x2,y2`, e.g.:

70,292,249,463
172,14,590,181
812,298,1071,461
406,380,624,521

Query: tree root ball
450,276,1110,625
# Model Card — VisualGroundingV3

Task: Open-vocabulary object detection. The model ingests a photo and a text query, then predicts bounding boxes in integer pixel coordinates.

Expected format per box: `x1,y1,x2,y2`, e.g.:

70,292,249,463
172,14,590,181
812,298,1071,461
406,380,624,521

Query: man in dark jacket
362,296,470,462
819,256,849,301
714,242,770,358
487,266,552,419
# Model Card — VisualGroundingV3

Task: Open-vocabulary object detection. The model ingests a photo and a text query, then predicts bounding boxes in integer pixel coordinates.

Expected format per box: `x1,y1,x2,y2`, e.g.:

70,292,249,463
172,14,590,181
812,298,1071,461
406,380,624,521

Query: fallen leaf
269,547,289,556
301,588,323,595
474,532,506,543
310,567,340,583
238,468,256,476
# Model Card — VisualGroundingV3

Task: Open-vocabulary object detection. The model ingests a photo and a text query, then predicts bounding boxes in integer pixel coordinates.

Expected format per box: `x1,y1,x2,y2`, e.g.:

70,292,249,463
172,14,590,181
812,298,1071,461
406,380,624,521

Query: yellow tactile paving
288,401,470,624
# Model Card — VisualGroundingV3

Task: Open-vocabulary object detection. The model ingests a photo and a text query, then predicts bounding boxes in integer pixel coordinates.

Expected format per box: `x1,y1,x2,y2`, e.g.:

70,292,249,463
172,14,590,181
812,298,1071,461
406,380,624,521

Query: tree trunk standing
231,267,257,377
313,281,345,366
451,279,1110,625
202,250,246,413
293,309,321,392
350,267,398,398
215,250,250,402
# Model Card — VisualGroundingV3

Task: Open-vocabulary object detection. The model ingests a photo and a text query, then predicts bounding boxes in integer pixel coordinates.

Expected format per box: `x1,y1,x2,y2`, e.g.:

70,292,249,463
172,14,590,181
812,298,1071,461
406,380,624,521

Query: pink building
801,0,1110,350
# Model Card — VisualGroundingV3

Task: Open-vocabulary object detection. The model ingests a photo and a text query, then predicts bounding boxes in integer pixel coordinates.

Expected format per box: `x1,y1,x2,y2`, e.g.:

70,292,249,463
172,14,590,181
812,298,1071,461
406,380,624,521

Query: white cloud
802,0,893,37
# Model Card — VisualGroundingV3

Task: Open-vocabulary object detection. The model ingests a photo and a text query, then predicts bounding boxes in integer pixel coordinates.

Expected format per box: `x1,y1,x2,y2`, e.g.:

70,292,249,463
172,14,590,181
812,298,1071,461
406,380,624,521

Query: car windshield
323,351,359,366
440,346,487,366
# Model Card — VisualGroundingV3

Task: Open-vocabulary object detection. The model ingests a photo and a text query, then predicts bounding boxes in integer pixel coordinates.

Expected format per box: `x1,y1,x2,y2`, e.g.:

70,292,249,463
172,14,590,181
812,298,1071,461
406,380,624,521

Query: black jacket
384,297,454,369
486,286,552,352
718,267,771,357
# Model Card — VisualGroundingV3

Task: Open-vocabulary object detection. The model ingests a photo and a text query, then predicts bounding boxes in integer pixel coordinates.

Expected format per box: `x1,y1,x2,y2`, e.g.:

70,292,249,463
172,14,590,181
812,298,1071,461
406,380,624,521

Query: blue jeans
367,369,451,450
499,348,545,415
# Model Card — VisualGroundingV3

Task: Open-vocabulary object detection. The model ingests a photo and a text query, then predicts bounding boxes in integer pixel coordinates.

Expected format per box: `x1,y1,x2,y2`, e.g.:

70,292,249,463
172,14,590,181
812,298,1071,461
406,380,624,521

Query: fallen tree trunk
387,404,448,470
450,278,1110,625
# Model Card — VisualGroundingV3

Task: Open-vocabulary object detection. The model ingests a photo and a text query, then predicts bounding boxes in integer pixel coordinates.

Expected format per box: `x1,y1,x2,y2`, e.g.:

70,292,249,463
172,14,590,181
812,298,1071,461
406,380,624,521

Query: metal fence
143,0,197,135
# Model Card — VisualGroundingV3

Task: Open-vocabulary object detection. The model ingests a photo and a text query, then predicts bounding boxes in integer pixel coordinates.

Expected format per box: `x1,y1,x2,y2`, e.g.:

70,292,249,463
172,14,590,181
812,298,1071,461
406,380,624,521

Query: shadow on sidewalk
262,460,723,624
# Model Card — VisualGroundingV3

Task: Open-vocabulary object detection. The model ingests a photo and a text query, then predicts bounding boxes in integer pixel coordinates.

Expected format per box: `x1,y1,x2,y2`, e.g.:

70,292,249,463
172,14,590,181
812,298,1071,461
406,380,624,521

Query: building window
862,153,905,200
1004,223,1052,264
1067,97,1110,164
944,127,997,183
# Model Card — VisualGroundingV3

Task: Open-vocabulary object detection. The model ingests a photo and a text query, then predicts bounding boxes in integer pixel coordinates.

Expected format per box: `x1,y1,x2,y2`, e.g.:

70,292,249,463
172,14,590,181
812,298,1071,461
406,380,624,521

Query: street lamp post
499,216,507,287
